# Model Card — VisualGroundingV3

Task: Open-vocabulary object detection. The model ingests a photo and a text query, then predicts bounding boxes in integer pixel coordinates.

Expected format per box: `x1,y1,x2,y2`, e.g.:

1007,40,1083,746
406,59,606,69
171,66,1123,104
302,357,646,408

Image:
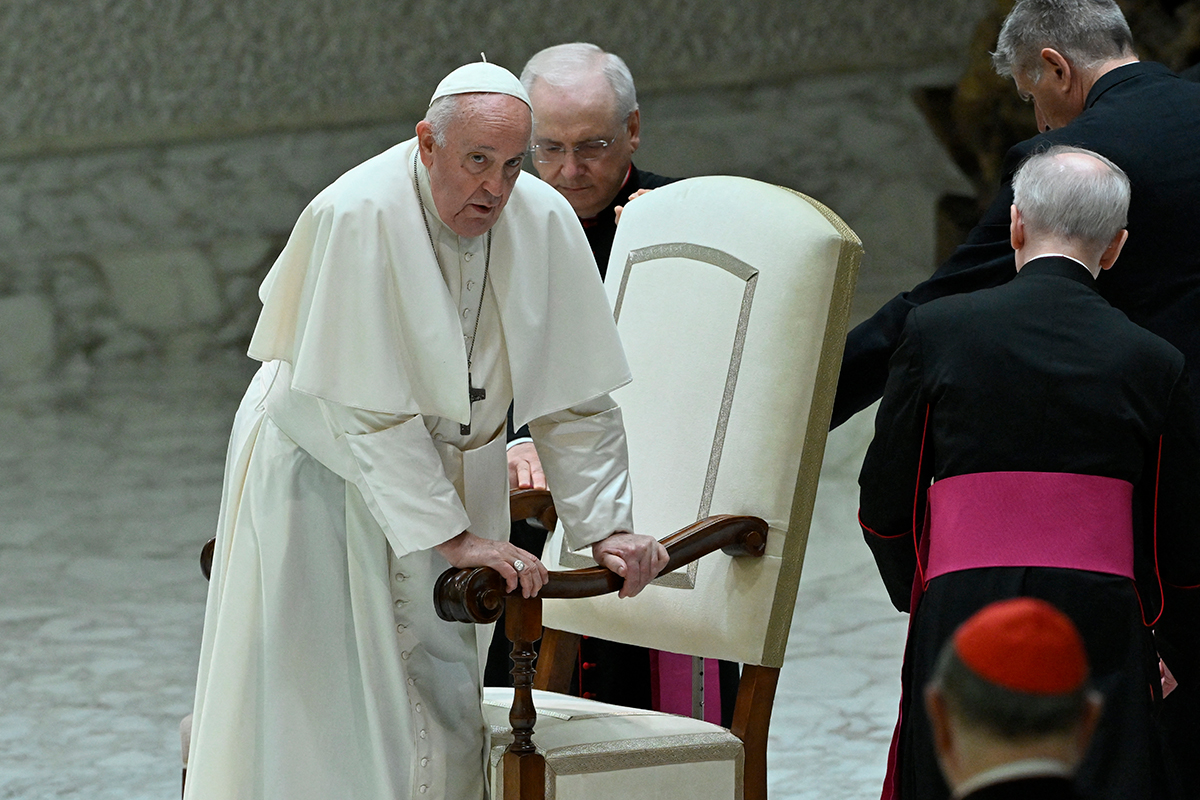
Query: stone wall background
0,0,991,394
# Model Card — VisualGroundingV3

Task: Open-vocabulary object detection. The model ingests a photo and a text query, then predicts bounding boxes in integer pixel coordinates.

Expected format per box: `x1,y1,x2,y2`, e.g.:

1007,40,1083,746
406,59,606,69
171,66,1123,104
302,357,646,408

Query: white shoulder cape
248,138,630,429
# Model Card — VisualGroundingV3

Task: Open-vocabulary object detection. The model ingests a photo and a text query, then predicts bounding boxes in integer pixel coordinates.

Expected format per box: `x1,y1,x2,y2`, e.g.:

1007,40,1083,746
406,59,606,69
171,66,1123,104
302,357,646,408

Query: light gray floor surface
0,353,906,799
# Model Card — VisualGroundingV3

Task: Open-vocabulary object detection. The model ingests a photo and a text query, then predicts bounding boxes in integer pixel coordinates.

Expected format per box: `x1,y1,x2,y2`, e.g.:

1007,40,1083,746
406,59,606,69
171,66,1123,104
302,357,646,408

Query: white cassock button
407,678,415,686
465,251,474,261
462,308,470,319
419,729,427,739
396,624,406,633
466,279,475,291
420,786,429,793
415,703,422,712
421,758,429,767
402,651,411,660
394,572,407,582
395,599,408,609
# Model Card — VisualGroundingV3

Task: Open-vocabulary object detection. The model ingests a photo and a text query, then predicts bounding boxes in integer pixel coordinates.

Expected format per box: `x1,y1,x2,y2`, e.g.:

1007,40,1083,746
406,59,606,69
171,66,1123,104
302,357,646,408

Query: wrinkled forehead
448,93,533,148
529,75,621,134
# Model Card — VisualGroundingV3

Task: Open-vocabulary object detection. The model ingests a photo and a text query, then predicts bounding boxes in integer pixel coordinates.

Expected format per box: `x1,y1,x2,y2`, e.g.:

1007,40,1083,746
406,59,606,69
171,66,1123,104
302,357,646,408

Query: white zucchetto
428,61,532,109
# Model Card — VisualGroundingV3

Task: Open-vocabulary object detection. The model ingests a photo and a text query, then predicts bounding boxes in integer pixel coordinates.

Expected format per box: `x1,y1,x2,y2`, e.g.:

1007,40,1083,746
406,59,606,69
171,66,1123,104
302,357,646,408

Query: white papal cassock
184,138,634,800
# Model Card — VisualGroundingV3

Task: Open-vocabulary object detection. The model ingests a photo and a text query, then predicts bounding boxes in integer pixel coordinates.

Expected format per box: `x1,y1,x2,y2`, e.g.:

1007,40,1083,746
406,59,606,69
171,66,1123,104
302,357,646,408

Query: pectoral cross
461,373,486,436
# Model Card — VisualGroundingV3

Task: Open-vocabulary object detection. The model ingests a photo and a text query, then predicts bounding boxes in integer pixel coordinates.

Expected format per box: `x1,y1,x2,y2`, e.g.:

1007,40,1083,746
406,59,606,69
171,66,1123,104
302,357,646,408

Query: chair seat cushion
483,688,744,799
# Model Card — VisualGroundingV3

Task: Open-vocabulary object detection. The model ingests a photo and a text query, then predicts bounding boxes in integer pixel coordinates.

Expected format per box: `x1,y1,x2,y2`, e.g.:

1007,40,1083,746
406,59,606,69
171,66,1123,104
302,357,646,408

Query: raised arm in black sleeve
857,311,935,612
831,153,1025,429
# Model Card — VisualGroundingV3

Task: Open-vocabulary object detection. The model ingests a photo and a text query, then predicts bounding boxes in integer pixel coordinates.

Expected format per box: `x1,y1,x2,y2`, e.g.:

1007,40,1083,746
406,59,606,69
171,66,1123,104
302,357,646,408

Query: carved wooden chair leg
504,594,546,800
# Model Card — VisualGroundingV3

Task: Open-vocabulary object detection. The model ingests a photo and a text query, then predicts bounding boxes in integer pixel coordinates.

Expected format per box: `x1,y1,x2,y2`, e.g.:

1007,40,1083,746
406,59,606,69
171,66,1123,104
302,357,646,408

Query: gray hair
993,0,1134,80
1012,145,1130,247
929,636,1093,738
425,95,460,147
520,43,639,124
425,93,532,147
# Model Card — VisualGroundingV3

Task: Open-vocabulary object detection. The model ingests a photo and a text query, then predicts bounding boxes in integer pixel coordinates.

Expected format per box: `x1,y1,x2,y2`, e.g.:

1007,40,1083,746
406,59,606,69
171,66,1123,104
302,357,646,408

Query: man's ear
1040,47,1073,89
1010,204,1025,253
415,120,436,167
926,686,955,759
1098,229,1128,271
626,109,641,154
1073,693,1104,764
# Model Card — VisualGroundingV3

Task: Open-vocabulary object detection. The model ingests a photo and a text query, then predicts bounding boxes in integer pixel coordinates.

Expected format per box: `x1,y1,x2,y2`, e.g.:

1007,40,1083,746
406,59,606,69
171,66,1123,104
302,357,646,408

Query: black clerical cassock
858,257,1200,800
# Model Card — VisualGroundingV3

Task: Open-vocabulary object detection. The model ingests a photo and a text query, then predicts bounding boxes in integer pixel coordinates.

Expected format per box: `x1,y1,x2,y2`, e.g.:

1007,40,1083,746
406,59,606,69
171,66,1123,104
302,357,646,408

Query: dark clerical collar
1016,255,1097,287
1086,61,1171,110
955,758,1074,799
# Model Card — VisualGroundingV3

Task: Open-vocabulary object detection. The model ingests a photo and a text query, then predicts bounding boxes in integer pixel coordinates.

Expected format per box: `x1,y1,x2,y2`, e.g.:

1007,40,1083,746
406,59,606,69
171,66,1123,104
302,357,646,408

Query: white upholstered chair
435,176,863,800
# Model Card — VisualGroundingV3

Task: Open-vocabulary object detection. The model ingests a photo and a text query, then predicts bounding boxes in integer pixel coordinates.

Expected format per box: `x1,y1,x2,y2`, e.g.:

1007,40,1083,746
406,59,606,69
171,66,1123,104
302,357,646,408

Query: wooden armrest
437,514,769,798
509,487,557,531
434,514,768,624
200,538,215,581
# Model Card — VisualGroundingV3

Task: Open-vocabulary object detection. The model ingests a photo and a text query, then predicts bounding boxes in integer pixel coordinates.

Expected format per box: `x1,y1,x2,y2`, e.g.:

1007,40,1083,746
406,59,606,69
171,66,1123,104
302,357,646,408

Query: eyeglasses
532,136,616,164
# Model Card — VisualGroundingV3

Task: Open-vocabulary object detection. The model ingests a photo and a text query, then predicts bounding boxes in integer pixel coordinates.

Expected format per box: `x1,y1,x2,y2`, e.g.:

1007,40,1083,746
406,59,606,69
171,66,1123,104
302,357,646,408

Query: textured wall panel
0,61,977,377
0,0,988,155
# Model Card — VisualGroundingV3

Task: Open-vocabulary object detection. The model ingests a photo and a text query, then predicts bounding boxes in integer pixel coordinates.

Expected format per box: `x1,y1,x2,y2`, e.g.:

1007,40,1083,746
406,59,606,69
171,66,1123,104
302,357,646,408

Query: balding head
521,43,638,125
1010,145,1131,273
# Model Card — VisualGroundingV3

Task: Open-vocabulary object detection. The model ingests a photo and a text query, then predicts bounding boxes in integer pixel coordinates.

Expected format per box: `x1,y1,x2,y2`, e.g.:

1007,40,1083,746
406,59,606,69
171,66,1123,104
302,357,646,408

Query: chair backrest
542,176,862,668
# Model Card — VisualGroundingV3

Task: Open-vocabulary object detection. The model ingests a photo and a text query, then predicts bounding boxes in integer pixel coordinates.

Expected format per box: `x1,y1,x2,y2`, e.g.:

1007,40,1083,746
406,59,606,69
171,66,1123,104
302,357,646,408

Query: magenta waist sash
925,471,1134,581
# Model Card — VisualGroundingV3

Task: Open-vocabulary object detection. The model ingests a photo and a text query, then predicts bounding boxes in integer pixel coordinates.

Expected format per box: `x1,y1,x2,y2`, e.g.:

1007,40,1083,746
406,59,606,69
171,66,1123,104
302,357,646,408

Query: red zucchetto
953,597,1089,695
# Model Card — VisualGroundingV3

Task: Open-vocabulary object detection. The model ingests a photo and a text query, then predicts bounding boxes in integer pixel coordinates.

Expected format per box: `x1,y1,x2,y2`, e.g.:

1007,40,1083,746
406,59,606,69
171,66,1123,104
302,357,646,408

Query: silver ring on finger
513,559,526,573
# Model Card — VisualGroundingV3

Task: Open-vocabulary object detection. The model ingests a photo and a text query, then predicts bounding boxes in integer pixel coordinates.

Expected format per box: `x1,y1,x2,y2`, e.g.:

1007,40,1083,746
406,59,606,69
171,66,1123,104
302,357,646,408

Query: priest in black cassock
832,2,1200,784
519,42,674,278
858,145,1200,800
833,0,1200,429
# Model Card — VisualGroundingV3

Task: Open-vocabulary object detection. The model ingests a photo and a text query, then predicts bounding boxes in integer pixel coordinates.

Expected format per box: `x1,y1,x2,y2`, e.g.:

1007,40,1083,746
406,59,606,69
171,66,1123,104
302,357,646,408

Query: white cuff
531,403,633,550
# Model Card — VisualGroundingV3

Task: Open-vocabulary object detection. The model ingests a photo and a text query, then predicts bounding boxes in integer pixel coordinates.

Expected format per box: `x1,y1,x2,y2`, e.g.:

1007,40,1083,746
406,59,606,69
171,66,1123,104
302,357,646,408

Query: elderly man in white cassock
183,62,669,800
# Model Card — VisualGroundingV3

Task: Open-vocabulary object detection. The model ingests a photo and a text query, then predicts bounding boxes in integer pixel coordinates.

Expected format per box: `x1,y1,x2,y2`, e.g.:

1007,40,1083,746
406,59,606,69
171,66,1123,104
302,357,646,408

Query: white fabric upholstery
483,689,744,800
505,177,860,799
542,176,861,669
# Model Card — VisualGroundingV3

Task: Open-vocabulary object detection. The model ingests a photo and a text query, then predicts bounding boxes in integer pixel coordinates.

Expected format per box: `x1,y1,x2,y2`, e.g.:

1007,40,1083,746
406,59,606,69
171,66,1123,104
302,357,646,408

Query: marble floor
0,352,906,800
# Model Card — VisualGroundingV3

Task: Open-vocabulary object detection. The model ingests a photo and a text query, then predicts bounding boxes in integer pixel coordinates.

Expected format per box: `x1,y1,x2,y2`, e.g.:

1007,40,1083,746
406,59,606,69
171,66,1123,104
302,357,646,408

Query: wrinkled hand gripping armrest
434,513,768,623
